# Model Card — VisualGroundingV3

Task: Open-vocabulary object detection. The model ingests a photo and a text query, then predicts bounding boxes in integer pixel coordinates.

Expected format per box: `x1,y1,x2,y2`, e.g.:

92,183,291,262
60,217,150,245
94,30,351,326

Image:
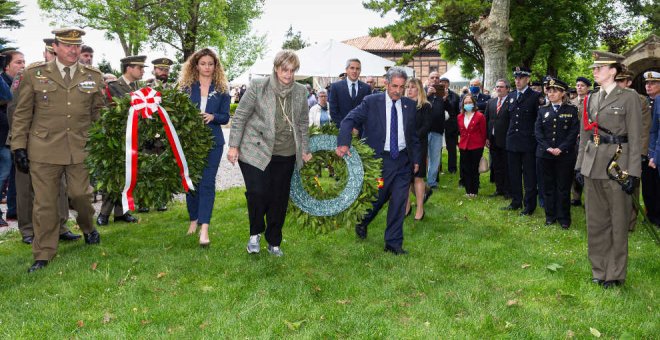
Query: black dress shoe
96,214,109,226
545,219,556,226
570,199,581,206
137,207,150,213
114,213,138,223
22,235,34,244
423,189,433,203
591,278,604,285
0,217,8,227
59,231,81,241
28,260,49,273
84,230,101,245
157,206,168,212
501,204,521,211
560,224,570,230
520,210,534,216
355,225,367,239
384,245,408,255
603,280,623,289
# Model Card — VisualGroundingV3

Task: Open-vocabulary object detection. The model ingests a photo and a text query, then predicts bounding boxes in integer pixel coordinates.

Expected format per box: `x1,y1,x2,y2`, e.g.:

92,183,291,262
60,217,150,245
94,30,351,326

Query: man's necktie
351,82,356,100
496,98,502,114
516,91,521,101
63,66,71,86
390,100,399,159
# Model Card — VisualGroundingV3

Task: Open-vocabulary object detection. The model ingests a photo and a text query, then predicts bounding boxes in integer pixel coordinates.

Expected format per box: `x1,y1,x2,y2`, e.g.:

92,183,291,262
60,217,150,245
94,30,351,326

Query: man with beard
146,57,174,88
79,45,94,65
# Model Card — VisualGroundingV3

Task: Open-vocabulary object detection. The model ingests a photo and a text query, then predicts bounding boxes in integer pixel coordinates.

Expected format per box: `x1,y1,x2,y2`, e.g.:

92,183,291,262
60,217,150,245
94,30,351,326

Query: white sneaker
267,244,283,257
246,234,260,254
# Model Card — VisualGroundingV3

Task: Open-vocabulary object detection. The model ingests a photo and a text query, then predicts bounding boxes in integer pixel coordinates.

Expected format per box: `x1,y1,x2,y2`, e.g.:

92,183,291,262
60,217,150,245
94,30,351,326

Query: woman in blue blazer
178,48,230,247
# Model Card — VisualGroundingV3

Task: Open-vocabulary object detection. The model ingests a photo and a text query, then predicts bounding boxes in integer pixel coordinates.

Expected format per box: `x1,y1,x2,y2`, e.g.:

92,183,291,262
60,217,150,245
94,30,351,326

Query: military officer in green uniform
96,55,146,225
575,51,642,288
145,57,174,88
11,28,105,273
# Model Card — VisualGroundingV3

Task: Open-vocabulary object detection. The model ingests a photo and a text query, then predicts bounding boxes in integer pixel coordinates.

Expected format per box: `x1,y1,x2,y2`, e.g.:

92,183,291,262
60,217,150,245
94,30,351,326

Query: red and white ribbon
121,87,194,213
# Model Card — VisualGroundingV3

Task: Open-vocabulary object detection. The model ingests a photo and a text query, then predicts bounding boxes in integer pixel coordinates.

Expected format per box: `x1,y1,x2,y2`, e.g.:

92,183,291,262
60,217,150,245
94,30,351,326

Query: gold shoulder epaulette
26,61,47,69
82,64,102,74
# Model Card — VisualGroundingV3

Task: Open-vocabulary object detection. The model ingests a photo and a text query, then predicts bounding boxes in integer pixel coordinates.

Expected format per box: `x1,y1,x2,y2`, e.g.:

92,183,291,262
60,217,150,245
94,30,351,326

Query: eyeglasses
495,85,506,88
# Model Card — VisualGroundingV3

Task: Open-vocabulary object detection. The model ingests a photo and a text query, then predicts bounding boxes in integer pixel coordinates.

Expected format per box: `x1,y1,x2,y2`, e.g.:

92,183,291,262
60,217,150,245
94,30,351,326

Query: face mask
463,104,474,112
469,86,480,95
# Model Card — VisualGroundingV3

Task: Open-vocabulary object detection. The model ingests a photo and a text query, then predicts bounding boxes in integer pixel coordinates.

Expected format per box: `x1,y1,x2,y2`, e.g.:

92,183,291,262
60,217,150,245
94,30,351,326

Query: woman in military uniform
575,51,642,288
534,78,579,229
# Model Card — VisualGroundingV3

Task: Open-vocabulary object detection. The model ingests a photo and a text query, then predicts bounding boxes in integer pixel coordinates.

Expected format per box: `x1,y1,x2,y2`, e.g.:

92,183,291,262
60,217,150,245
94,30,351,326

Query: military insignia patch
78,81,97,90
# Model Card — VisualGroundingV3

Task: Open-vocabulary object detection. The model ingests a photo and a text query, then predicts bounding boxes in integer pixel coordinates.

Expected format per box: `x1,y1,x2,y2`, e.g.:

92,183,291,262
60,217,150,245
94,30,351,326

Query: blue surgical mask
469,86,480,95
463,104,474,112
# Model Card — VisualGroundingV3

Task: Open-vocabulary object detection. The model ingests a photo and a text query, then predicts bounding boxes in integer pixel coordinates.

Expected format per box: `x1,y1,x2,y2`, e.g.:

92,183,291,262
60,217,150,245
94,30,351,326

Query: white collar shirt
384,92,406,152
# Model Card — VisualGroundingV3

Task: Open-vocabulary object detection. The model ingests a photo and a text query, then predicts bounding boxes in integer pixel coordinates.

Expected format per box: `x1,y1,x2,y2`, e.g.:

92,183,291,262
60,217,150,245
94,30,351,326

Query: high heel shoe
199,225,210,247
414,211,425,221
187,223,198,235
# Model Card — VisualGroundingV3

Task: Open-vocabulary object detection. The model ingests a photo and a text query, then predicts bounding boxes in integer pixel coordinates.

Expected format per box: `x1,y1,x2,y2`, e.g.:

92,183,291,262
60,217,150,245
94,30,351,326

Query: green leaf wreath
288,124,382,233
86,86,213,209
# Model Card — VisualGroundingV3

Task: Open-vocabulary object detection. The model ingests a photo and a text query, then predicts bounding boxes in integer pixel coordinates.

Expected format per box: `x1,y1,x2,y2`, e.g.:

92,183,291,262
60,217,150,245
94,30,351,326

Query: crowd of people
1,28,658,289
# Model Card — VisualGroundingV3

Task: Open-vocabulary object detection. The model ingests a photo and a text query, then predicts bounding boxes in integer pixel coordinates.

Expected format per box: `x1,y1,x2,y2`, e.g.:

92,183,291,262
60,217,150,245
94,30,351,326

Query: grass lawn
0,158,658,338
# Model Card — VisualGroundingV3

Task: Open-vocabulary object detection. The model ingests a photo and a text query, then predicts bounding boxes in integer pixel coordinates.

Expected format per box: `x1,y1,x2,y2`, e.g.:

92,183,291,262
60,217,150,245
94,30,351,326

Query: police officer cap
614,70,634,81
512,66,531,77
52,27,85,45
576,77,592,87
531,80,542,87
151,57,174,68
589,50,624,68
120,55,148,67
545,77,568,91
42,38,56,53
644,71,660,82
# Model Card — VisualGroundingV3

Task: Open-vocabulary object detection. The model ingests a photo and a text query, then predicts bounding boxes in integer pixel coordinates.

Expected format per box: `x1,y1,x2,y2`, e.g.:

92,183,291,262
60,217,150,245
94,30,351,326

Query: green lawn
0,165,658,338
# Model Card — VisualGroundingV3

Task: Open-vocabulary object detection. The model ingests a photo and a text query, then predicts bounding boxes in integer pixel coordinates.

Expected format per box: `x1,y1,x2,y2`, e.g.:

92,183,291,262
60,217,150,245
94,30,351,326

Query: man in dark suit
502,66,542,215
439,76,461,174
336,67,421,255
484,78,511,197
329,58,371,128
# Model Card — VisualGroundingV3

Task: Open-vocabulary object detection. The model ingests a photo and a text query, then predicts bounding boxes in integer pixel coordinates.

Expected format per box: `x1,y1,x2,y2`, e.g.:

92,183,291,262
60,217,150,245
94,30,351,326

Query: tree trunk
470,0,513,91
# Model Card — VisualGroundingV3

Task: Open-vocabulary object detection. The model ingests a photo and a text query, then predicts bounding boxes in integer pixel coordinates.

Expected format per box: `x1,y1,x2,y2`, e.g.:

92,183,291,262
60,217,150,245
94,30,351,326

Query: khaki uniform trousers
30,161,95,261
584,178,630,282
15,166,70,237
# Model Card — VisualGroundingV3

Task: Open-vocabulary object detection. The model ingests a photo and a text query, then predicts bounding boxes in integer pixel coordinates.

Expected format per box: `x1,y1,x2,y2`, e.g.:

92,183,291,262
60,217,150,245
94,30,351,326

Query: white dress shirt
384,93,406,152
346,78,358,97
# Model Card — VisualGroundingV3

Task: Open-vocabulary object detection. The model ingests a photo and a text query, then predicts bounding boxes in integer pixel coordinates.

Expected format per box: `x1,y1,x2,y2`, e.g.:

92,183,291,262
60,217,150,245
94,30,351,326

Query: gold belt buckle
593,134,600,146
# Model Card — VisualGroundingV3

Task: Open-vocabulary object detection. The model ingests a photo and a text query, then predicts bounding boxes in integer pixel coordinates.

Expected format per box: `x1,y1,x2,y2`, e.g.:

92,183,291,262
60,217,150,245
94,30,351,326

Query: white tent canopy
230,39,413,86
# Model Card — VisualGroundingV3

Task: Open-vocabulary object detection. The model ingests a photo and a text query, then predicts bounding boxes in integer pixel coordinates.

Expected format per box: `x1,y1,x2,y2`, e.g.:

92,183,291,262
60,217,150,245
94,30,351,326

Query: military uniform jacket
10,60,105,165
107,77,138,101
505,87,542,153
534,103,579,159
576,87,642,179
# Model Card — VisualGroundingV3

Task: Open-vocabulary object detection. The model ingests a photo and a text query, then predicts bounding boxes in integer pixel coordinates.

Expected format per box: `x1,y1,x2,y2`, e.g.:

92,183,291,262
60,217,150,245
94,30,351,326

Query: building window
429,66,438,73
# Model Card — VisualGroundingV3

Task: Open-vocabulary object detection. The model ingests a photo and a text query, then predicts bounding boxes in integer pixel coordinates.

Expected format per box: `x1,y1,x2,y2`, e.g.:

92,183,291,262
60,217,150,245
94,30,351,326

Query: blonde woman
179,48,231,247
227,50,311,256
405,78,432,220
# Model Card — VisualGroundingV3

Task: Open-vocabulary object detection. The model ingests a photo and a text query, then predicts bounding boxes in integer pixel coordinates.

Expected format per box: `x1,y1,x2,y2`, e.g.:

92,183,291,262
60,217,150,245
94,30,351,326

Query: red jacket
458,111,487,150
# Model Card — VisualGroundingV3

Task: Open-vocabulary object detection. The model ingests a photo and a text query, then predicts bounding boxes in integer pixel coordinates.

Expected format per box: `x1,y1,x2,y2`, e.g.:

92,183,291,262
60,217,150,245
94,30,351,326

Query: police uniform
534,78,579,228
575,51,642,287
569,77,592,205
145,57,174,88
10,28,105,271
504,66,542,214
97,56,147,224
641,71,660,226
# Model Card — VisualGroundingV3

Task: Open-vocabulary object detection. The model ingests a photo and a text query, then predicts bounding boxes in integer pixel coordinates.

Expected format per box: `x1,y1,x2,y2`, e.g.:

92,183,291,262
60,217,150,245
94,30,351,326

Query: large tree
281,25,309,51
0,0,23,46
469,0,512,90
365,0,609,82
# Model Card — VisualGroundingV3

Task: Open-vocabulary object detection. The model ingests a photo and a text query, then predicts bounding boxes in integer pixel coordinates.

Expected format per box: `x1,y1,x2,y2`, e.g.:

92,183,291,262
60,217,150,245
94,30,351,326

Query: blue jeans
427,132,444,187
0,146,12,214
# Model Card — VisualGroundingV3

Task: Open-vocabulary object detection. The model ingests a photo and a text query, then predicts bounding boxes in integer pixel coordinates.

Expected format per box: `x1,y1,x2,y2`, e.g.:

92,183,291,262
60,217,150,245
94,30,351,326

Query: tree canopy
281,25,309,51
0,0,23,46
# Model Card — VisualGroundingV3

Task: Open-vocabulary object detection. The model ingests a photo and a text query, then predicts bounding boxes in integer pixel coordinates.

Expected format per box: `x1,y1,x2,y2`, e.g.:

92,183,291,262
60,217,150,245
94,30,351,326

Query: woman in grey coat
227,50,311,256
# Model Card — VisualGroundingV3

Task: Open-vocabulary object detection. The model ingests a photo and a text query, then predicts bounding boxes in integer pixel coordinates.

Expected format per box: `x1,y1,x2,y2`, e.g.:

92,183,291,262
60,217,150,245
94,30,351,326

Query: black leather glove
14,148,29,174
575,169,584,187
621,176,639,195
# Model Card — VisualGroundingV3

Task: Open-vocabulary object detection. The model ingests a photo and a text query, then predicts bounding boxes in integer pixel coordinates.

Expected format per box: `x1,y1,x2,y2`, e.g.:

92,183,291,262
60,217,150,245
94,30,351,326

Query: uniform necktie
390,100,399,159
351,82,356,100
63,66,71,86
516,91,521,101
553,104,560,112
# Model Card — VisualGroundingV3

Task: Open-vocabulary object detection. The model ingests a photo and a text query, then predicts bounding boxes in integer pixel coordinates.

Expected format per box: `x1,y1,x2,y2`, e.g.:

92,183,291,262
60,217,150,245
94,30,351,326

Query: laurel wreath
288,125,382,233
86,86,213,209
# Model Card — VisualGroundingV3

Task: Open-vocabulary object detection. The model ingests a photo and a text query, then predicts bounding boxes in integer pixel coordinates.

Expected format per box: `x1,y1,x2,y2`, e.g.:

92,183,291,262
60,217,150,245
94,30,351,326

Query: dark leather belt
591,134,628,144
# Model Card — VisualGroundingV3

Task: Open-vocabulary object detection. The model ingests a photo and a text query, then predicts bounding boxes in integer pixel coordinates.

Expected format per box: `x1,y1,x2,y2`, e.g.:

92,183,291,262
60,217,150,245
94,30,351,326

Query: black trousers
508,150,537,211
239,155,295,247
459,148,483,195
490,143,510,195
641,158,660,225
445,128,459,173
541,155,575,225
